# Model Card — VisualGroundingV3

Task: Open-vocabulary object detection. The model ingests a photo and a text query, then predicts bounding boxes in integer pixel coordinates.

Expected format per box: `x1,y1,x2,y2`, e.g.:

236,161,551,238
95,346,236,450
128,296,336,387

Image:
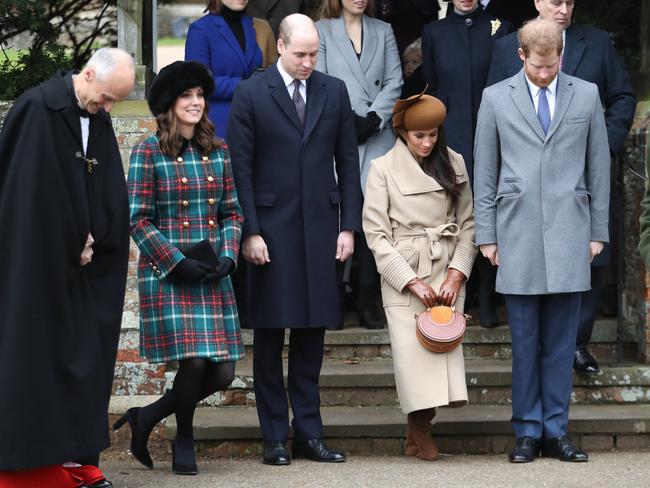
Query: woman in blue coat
115,61,244,476
185,0,275,139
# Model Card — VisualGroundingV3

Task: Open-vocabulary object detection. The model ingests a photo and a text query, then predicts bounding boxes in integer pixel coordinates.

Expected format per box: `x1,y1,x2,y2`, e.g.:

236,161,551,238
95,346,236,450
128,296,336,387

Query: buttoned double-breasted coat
128,136,244,363
363,140,477,413
227,65,362,329
315,15,403,191
421,7,509,182
473,71,611,295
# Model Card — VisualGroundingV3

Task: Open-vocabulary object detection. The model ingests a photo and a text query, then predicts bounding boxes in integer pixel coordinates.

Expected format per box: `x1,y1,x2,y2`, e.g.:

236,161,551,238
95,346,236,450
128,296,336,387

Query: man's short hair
86,48,135,81
518,18,563,57
278,14,318,46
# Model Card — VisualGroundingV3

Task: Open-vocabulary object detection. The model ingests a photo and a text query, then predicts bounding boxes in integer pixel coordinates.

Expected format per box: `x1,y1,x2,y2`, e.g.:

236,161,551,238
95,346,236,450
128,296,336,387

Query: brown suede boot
406,408,440,461
404,417,418,457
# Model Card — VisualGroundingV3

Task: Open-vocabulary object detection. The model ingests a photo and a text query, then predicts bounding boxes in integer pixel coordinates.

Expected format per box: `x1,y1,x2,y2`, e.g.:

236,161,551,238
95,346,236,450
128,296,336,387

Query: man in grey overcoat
474,19,610,464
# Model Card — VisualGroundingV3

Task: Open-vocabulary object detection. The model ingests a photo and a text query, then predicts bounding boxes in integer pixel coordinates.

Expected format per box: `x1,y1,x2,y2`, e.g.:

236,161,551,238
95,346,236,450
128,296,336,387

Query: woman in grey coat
316,0,403,329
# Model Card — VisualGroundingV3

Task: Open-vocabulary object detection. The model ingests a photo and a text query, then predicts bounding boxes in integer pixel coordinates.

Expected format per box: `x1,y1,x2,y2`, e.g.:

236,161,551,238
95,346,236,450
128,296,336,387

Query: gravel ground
103,451,650,488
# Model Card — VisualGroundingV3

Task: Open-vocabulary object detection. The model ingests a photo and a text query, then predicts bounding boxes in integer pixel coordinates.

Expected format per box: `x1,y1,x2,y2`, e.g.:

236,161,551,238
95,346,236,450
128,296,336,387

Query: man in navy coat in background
422,0,510,328
227,13,362,466
486,0,637,374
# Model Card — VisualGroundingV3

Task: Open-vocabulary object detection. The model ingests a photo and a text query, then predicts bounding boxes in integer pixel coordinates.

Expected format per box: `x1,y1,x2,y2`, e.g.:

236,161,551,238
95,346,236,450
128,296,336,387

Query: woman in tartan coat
115,61,244,476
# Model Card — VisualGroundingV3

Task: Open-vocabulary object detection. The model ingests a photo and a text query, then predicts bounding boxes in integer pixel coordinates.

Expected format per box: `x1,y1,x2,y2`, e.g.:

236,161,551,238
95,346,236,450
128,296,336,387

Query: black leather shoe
326,324,344,331
292,439,346,462
508,436,541,463
542,436,588,462
263,441,291,465
88,480,113,488
574,348,600,374
172,441,198,475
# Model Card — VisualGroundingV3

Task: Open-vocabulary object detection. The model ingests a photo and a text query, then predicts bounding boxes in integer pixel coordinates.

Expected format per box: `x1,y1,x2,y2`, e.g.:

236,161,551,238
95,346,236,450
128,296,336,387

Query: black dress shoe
326,324,344,331
172,441,198,475
88,480,113,488
508,436,541,463
112,407,154,469
574,348,600,374
542,436,588,462
263,441,291,465
292,439,346,463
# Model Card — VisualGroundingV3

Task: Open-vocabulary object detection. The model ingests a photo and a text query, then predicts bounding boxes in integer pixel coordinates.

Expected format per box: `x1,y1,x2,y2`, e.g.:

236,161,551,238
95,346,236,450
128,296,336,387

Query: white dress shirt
276,59,307,103
525,74,558,120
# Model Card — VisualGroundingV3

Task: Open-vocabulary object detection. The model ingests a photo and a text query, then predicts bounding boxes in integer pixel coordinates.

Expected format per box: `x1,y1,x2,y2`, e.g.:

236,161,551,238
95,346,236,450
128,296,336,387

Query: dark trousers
505,292,581,440
576,266,607,349
253,327,326,442
355,230,379,290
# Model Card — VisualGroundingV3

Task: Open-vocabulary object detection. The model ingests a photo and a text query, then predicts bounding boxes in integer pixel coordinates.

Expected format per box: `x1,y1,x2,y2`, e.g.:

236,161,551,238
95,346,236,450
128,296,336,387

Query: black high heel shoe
172,441,198,475
112,407,154,469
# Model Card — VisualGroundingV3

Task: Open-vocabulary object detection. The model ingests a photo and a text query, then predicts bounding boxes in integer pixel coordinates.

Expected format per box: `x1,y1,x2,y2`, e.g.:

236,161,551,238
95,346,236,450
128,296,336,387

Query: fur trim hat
147,61,215,116
392,88,446,135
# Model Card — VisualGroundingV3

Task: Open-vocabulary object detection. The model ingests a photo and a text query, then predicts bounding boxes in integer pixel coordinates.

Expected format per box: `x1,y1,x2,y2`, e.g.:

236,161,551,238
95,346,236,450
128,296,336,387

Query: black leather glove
169,258,211,283
354,111,381,144
203,258,236,283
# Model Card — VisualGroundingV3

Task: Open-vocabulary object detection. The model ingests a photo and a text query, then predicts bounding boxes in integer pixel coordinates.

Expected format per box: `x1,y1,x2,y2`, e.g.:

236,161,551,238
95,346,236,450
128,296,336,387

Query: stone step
159,404,650,456
113,319,638,396
110,359,650,406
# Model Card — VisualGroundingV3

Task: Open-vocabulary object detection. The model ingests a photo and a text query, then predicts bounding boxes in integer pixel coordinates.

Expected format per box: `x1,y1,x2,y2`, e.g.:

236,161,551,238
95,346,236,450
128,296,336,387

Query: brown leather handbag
415,305,468,353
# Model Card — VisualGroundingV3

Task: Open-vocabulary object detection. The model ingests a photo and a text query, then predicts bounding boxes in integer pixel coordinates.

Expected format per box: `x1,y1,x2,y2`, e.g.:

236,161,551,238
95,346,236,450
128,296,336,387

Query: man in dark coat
486,0,637,374
422,0,509,328
0,48,134,486
228,14,362,466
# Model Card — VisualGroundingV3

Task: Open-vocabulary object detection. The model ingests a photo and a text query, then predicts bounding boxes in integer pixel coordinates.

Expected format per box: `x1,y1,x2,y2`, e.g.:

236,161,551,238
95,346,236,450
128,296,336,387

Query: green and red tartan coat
127,134,244,363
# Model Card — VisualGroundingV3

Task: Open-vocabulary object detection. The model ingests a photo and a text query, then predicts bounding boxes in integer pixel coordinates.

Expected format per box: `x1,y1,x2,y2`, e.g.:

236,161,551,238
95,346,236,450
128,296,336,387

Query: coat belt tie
392,223,460,278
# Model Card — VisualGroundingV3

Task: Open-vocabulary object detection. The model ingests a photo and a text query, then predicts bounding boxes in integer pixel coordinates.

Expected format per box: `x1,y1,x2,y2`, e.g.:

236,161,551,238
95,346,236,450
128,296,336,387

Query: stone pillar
117,0,156,100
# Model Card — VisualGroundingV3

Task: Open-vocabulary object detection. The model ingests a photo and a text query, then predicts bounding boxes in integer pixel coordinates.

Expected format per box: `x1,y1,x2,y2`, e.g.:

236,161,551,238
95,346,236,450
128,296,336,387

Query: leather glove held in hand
203,258,236,283
354,111,381,144
169,258,211,283
438,268,466,306
406,278,438,308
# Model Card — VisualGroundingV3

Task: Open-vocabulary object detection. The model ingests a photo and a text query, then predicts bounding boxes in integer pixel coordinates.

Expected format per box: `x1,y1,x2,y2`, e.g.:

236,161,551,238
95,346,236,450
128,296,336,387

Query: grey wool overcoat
473,71,610,295
315,15,403,191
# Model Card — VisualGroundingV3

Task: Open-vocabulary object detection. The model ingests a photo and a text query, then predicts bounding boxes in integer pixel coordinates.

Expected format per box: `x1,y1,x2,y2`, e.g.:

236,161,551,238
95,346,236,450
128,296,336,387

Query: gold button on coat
207,176,214,183
176,157,183,163
208,198,215,205
181,177,188,184
202,155,209,161
182,221,190,228
208,220,215,227
182,200,189,207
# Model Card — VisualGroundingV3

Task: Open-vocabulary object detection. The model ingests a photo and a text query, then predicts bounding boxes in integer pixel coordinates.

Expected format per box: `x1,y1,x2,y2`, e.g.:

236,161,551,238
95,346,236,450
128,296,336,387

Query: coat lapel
302,74,327,142
331,18,372,97
386,139,444,195
242,15,260,70
359,16,378,79
268,64,303,132
545,73,574,140
562,24,585,76
509,70,546,142
211,14,247,71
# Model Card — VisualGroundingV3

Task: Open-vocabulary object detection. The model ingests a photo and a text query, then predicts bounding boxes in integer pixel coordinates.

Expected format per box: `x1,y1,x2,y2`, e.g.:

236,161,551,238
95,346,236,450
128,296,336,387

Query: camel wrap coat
363,139,477,413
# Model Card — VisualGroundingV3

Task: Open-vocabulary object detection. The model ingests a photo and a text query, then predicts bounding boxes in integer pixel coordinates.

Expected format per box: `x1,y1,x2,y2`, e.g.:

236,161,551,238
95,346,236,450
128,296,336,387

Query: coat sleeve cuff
448,241,478,279
381,255,418,293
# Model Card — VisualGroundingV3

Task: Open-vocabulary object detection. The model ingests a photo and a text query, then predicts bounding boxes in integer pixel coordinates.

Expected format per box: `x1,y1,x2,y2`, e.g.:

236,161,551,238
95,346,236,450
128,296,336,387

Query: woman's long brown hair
405,125,461,202
156,104,222,157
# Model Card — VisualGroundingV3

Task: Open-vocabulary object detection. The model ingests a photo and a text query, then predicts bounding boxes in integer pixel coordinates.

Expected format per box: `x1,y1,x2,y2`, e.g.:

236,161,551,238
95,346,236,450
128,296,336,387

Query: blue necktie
538,87,551,135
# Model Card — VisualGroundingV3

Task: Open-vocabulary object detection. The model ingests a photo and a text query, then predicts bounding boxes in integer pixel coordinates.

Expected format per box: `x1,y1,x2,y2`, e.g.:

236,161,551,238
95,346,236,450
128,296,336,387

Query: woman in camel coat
363,92,477,460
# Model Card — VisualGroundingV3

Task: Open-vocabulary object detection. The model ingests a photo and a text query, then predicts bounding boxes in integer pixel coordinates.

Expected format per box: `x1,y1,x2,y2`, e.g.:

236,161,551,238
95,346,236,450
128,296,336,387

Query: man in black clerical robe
0,48,135,484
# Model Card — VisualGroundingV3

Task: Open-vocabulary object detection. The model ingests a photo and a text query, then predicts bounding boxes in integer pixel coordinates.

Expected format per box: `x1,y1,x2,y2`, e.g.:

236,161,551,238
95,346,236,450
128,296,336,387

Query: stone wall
625,102,650,361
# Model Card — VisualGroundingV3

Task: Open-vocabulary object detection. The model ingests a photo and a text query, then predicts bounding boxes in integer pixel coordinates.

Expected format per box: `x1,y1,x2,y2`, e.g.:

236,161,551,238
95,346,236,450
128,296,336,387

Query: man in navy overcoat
227,14,362,466
486,0,636,373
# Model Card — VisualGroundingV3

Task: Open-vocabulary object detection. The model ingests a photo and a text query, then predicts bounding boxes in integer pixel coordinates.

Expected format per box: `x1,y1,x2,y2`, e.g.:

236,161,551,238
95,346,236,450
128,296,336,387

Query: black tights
138,359,235,448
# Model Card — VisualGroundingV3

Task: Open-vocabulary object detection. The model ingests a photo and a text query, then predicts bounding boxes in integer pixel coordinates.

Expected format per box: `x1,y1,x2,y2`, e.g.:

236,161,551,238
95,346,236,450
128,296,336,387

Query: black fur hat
147,61,215,116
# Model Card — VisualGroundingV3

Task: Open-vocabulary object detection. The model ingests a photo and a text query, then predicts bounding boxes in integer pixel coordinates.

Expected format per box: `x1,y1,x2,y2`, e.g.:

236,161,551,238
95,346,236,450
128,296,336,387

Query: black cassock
0,72,129,469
